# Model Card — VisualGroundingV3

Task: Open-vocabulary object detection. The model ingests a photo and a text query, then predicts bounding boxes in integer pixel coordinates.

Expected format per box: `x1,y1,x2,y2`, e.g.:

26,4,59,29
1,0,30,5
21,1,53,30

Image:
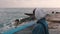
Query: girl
32,8,51,34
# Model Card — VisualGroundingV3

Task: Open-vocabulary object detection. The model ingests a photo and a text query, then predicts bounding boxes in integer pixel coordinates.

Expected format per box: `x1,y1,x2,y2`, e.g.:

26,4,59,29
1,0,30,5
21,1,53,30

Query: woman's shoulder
34,24,43,29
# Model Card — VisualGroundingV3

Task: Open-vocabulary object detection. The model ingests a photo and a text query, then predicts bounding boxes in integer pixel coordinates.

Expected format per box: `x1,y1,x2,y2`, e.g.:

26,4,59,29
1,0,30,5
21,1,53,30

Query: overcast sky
0,0,60,8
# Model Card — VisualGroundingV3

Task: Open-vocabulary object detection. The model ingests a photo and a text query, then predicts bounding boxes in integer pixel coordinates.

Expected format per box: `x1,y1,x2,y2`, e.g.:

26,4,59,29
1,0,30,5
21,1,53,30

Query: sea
0,8,34,28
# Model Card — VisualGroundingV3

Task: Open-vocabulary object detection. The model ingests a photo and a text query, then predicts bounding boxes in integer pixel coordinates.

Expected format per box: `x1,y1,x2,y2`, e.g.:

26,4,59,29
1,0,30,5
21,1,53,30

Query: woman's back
32,18,49,34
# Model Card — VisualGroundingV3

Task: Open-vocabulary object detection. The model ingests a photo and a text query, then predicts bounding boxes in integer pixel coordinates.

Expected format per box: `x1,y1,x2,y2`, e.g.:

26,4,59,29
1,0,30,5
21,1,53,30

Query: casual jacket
32,18,49,34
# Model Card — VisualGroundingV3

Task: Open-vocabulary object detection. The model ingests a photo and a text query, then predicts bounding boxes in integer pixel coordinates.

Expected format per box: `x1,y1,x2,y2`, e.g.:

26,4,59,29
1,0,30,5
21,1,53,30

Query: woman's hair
33,8,36,15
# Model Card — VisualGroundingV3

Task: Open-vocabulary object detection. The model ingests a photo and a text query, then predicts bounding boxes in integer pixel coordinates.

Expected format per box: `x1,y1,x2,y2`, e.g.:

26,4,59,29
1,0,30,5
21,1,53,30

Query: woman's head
35,8,47,20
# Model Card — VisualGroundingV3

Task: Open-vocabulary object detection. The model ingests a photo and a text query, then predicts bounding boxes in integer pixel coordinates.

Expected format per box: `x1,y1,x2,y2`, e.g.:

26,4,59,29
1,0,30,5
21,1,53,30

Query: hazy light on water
0,8,34,29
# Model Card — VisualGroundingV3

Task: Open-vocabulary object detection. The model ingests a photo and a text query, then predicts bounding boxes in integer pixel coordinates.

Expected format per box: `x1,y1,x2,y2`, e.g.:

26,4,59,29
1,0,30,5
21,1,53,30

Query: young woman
32,8,50,34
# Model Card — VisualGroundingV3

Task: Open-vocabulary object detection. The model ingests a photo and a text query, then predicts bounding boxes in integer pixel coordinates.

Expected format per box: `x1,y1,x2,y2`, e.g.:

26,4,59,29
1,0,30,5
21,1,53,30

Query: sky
0,0,60,8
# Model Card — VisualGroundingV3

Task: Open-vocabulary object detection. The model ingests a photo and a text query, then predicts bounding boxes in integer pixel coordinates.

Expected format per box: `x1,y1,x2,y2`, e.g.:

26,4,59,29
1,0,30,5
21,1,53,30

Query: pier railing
2,21,36,34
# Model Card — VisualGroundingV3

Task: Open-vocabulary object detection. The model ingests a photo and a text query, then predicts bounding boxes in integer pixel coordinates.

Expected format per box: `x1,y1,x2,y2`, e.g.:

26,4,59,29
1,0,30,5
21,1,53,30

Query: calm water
0,8,34,28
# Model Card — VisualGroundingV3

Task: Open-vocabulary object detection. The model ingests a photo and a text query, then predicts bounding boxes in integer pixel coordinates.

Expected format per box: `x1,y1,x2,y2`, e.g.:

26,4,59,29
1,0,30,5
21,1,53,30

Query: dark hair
33,8,36,15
